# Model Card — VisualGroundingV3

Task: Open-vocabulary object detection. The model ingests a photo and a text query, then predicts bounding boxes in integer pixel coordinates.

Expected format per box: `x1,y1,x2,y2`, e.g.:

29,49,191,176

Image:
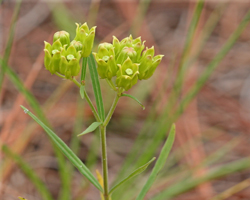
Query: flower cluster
44,23,96,79
93,35,164,91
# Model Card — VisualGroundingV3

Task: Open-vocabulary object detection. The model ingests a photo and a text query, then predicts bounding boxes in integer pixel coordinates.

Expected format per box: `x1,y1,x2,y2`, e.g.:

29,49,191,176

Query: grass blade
121,93,145,110
20,105,103,192
178,9,250,115
152,157,250,200
136,124,176,200
88,53,105,121
110,157,156,195
78,122,102,136
0,0,22,91
2,145,53,200
1,59,71,197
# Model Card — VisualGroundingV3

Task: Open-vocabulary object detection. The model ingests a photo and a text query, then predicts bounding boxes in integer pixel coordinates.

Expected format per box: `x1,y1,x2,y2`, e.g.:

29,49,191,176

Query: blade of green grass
177,8,250,116
173,0,204,94
110,157,156,195
210,177,250,200
58,98,85,200
136,124,176,200
20,105,103,192
2,60,47,123
152,157,250,200
88,53,105,121
1,59,70,194
0,0,22,92
2,145,54,200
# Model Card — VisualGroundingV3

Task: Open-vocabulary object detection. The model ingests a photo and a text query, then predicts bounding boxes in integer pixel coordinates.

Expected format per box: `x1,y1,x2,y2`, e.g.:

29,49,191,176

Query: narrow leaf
78,122,102,137
110,157,156,195
136,124,176,200
20,105,103,192
0,0,21,91
1,59,69,194
121,93,145,110
88,53,105,121
2,145,53,200
81,57,88,82
80,85,85,99
178,8,250,115
79,57,87,99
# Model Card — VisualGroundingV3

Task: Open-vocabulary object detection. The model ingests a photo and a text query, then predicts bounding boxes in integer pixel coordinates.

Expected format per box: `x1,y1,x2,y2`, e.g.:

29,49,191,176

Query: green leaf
136,124,176,200
1,59,69,197
177,8,250,115
152,157,250,200
81,57,88,82
2,145,53,200
0,0,21,92
80,85,85,99
88,53,105,121
78,122,102,137
109,157,156,195
121,93,145,110
20,105,103,192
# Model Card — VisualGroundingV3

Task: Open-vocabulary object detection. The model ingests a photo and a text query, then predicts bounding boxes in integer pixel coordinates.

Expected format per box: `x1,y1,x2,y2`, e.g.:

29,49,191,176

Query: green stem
103,94,120,127
100,125,109,200
106,79,117,91
55,73,101,122
72,77,101,122
100,93,120,199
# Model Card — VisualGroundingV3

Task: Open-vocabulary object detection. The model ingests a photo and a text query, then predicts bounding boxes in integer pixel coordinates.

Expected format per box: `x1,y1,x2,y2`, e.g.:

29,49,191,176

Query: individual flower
70,40,83,52
113,35,145,64
60,45,81,79
138,46,164,80
93,43,117,79
116,57,139,91
44,39,63,74
53,31,70,47
74,23,96,57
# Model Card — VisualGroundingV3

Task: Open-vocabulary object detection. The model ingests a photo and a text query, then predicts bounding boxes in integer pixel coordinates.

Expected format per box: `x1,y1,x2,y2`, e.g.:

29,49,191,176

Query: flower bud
74,23,96,57
93,43,117,79
53,31,70,47
142,55,164,80
71,40,83,52
117,46,137,64
116,57,139,91
44,40,63,74
60,45,81,79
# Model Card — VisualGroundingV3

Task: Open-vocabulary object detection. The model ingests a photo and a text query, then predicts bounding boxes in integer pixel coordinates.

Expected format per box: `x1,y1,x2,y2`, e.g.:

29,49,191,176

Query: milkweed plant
21,22,176,200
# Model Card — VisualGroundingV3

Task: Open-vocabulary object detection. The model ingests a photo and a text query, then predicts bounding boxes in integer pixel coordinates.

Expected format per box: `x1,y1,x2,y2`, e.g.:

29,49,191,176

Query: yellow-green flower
93,43,117,79
44,39,63,74
60,45,81,79
116,58,139,91
74,23,96,57
53,31,70,47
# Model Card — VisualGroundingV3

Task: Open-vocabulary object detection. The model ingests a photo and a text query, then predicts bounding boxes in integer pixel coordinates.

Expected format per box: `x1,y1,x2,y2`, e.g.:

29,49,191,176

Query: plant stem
100,93,120,199
100,125,109,200
103,93,120,127
56,73,101,122
106,79,117,91
72,78,101,122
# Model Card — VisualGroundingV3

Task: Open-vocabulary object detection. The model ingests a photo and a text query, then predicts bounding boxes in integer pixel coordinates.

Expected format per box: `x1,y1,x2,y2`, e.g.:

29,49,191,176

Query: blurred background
1,0,250,199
